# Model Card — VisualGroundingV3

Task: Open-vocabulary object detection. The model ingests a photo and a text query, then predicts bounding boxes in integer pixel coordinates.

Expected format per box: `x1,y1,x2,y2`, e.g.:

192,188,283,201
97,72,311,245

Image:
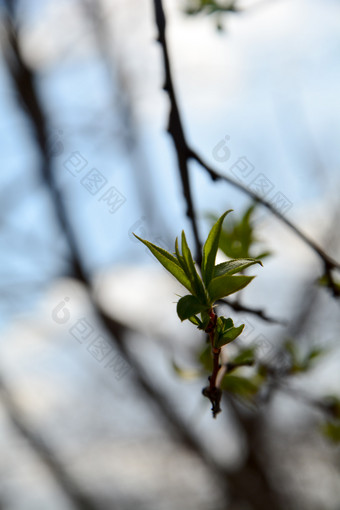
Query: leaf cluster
135,210,262,348
208,203,271,260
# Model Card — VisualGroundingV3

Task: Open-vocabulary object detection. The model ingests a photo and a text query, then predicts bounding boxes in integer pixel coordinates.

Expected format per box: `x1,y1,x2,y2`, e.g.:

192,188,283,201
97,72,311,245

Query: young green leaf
214,324,244,349
220,374,259,399
134,234,193,293
231,347,256,367
177,295,209,321
207,274,255,303
219,317,234,331
188,315,203,328
201,210,233,287
213,258,262,278
175,237,186,270
181,231,207,302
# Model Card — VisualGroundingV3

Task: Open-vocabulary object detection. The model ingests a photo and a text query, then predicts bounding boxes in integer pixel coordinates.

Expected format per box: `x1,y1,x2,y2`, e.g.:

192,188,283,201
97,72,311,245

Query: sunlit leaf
188,315,202,327
175,237,186,270
181,231,207,302
134,235,192,293
208,274,254,302
202,210,232,287
213,258,262,278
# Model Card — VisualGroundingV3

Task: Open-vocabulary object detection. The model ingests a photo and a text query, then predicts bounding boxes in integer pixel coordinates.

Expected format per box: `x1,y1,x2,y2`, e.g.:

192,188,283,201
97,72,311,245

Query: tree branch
188,149,340,274
219,298,287,325
153,0,202,263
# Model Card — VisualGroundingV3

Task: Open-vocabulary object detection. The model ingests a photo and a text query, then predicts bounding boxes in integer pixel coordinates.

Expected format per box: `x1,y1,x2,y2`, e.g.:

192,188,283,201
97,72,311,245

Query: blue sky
0,0,340,325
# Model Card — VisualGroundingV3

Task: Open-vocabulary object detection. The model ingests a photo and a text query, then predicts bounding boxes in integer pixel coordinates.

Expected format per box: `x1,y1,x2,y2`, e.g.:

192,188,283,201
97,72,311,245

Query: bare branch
153,0,202,263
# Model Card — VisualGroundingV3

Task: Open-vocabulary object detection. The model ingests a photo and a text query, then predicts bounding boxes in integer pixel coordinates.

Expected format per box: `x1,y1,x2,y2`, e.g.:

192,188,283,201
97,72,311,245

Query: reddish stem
203,309,222,417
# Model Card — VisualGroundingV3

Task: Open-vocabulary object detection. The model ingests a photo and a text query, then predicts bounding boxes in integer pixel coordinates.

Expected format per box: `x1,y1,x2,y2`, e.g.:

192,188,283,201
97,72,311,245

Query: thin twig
153,0,202,263
219,298,287,325
189,149,340,272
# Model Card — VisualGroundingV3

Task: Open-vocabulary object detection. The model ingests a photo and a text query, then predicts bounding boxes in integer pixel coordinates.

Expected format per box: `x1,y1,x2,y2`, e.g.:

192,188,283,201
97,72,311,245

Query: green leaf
213,258,262,278
208,274,255,302
307,347,324,362
202,210,233,287
231,347,256,367
220,374,259,399
219,317,233,331
215,325,244,349
134,235,193,293
174,237,186,270
188,315,202,327
321,421,340,443
181,231,207,302
177,295,209,322
200,310,211,330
